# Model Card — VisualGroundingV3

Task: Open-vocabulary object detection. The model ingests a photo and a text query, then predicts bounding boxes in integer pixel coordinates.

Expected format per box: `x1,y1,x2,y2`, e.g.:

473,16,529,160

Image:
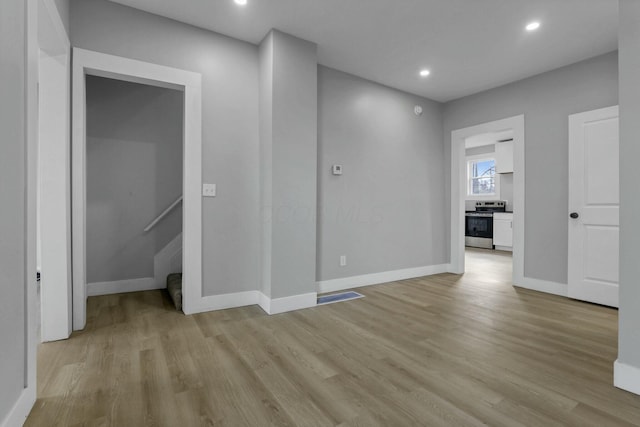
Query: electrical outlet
340,255,347,267
202,183,216,197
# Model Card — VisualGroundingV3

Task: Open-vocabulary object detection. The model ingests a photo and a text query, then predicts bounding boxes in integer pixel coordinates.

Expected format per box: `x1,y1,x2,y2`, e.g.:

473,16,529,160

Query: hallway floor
27,251,640,426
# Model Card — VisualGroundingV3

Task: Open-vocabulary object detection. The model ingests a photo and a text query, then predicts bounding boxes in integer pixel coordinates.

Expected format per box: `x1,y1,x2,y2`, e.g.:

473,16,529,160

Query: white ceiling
108,0,618,102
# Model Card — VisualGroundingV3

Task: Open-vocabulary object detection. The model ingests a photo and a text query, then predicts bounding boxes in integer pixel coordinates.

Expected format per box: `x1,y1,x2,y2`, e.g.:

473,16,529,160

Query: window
467,157,497,196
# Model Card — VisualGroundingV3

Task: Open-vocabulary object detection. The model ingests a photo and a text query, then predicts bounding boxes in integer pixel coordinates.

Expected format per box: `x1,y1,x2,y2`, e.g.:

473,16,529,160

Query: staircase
154,232,182,289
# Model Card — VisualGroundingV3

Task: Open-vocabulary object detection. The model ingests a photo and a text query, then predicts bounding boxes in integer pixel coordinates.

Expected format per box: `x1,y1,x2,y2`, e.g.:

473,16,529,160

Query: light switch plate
202,183,216,197
332,165,343,175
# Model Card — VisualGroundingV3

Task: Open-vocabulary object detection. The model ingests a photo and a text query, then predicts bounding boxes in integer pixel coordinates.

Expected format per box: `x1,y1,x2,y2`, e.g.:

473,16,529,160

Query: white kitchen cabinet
495,140,514,173
493,212,513,250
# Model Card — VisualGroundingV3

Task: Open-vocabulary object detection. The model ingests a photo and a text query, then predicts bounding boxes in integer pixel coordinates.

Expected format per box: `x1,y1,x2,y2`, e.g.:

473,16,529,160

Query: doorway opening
463,130,514,279
464,247,513,290
450,115,525,286
72,48,203,330
84,76,184,305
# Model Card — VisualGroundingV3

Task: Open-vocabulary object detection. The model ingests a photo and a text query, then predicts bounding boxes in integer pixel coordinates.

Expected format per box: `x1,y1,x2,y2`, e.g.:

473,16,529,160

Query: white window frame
466,153,500,200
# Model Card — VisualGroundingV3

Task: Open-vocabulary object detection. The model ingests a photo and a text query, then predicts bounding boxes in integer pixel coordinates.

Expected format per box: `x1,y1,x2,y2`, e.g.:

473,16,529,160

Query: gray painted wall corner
0,0,28,421
317,66,447,282
618,0,640,368
262,30,318,299
53,0,70,36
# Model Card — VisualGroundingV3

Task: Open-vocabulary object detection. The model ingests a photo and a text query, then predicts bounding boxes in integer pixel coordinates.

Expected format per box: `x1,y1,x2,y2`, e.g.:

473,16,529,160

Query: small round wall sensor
414,105,423,116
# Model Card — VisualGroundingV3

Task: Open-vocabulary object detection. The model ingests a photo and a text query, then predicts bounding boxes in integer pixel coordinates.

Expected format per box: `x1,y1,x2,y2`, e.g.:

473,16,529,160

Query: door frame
38,0,72,342
450,115,525,285
72,48,203,329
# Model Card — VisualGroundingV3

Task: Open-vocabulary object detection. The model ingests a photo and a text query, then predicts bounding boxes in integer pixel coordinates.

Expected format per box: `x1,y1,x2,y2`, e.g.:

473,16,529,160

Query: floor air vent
317,291,364,306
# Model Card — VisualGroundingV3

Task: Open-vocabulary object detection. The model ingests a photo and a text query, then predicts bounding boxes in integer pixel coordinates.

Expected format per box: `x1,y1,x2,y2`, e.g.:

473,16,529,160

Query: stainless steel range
465,201,506,249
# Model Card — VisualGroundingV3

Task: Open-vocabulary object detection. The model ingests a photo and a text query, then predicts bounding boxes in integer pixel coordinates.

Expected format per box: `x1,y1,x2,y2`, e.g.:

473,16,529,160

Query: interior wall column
616,0,640,396
259,29,318,313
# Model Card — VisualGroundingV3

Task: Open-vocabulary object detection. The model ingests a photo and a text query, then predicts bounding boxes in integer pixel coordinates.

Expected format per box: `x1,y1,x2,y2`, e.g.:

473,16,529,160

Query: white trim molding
614,360,640,396
451,115,525,285
259,292,317,315
38,10,72,341
0,387,36,427
318,264,451,294
186,290,317,315
72,48,202,325
87,278,162,297
187,291,261,314
513,277,567,298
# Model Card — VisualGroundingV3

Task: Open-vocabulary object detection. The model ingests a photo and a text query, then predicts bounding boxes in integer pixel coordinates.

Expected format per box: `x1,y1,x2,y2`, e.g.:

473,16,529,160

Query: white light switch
202,183,216,197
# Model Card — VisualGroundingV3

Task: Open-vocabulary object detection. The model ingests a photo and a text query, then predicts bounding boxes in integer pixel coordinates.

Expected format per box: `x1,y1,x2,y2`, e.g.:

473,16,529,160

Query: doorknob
570,212,579,219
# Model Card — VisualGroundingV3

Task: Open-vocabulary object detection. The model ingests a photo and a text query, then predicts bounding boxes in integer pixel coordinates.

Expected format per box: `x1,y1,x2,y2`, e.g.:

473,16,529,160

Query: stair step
166,273,182,311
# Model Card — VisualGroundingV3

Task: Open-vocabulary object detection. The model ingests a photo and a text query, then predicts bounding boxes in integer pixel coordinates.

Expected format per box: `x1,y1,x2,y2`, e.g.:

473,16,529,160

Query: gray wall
260,31,318,299
0,0,26,420
270,31,318,299
86,76,183,283
259,33,274,296
71,0,261,295
619,0,640,371
318,67,446,281
53,0,70,36
443,52,618,284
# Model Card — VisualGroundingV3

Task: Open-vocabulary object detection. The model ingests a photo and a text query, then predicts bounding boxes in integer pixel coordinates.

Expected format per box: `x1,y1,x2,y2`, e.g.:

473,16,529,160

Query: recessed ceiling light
526,21,541,31
234,0,247,5
419,69,431,77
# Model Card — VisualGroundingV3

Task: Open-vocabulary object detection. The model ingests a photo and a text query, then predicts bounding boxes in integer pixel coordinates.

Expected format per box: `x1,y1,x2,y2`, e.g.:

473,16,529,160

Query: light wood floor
27,249,640,426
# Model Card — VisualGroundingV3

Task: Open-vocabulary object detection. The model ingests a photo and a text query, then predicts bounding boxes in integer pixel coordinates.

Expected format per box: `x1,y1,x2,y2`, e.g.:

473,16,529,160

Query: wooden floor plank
26,248,640,426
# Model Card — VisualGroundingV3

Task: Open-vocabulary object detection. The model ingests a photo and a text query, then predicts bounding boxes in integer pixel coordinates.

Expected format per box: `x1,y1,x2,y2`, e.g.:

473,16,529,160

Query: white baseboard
494,246,513,252
184,290,260,315
513,276,567,297
184,290,317,316
259,292,317,315
87,277,161,296
0,387,36,427
614,360,640,396
317,263,451,294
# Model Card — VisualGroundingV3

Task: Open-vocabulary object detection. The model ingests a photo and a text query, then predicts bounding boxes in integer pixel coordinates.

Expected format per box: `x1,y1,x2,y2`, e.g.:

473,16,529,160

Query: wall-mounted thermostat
332,165,343,175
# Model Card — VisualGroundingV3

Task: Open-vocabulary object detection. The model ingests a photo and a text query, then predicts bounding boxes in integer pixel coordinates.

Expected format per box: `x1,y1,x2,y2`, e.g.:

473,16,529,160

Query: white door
568,106,619,307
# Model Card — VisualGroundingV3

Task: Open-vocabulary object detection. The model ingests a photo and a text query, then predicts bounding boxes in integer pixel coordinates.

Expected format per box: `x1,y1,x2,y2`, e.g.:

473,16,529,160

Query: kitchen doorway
465,247,513,289
450,116,525,286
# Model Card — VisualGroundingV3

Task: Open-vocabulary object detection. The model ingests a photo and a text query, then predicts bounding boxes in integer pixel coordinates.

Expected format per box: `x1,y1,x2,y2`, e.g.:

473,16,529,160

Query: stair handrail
144,195,183,232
